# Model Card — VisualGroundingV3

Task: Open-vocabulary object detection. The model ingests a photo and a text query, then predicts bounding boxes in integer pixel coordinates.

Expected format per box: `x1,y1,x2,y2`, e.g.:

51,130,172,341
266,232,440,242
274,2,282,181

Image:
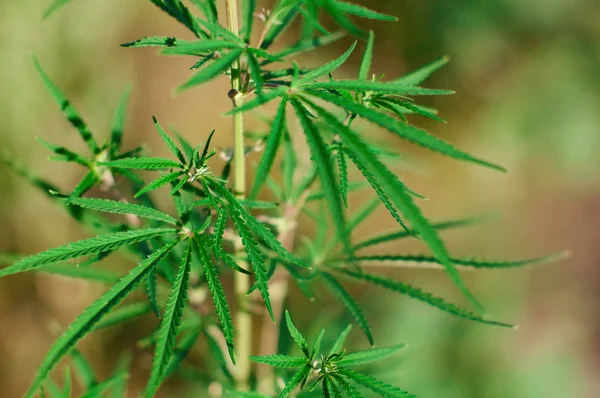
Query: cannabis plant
0,0,566,397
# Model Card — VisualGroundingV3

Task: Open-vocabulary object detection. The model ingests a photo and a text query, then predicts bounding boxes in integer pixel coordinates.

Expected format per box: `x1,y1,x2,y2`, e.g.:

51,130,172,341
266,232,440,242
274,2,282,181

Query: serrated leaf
332,374,363,398
145,268,161,318
135,171,183,198
249,354,307,368
145,240,193,397
196,236,235,362
395,56,450,86
278,365,310,398
179,48,244,91
285,310,309,357
353,216,489,250
100,157,182,170
306,80,454,95
336,144,349,209
162,40,241,55
291,99,351,258
333,0,398,21
94,302,152,330
121,36,188,48
67,171,99,204
164,328,202,378
351,252,569,270
212,208,228,255
322,273,373,346
329,324,352,356
337,344,405,366
309,90,505,172
153,117,186,165
250,97,287,199
358,31,375,81
339,269,511,327
70,198,178,225
33,58,99,154
308,100,486,312
0,228,175,278
338,367,418,398
23,242,177,398
296,42,357,85
110,86,131,154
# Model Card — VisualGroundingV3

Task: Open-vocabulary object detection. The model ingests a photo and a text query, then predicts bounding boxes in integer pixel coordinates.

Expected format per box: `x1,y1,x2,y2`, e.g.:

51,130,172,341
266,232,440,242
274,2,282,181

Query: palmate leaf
33,58,99,154
23,242,178,398
291,99,352,259
337,344,405,367
135,171,183,198
250,96,287,199
179,48,244,91
337,367,418,398
322,273,373,346
249,354,307,368
306,80,454,96
338,269,511,328
353,216,489,250
69,198,178,225
309,90,505,172
100,157,182,170
350,252,569,270
285,310,309,357
196,236,235,362
0,228,175,278
309,101,485,313
145,240,193,397
121,36,188,48
295,42,357,86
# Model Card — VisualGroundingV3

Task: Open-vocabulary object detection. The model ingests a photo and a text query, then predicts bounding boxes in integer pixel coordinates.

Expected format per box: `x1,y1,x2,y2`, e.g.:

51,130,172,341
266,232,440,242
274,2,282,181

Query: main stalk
225,0,252,391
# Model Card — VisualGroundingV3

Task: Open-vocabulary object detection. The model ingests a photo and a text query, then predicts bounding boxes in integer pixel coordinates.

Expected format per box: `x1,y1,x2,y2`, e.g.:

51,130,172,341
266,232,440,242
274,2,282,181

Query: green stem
226,0,252,391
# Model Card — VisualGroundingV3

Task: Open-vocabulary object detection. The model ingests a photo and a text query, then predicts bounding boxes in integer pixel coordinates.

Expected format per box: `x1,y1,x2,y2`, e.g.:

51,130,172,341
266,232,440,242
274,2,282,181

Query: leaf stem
226,0,252,391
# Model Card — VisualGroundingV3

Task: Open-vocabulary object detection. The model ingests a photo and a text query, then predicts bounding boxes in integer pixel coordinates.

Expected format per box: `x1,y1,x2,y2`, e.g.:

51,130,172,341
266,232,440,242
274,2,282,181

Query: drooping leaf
23,242,178,398
249,354,307,368
250,97,287,199
179,48,244,91
0,228,175,278
100,157,182,170
337,344,405,366
196,236,235,362
69,198,178,225
145,240,193,397
33,58,99,154
339,269,512,328
322,273,373,346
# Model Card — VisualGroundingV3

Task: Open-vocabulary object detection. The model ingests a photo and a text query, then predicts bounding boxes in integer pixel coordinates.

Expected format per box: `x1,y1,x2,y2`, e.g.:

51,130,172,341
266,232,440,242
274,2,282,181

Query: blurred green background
1,0,599,397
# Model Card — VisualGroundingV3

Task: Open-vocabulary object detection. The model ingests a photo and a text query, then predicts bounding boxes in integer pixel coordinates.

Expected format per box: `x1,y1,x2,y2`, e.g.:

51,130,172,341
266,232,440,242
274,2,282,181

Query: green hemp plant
0,0,567,397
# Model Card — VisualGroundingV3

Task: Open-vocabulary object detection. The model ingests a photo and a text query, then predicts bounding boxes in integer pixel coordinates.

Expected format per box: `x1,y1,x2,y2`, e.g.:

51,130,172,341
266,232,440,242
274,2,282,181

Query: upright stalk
226,0,251,390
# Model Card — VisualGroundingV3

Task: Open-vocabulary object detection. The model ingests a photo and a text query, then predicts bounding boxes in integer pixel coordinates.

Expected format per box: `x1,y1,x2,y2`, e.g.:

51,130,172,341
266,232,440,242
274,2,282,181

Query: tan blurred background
1,0,600,397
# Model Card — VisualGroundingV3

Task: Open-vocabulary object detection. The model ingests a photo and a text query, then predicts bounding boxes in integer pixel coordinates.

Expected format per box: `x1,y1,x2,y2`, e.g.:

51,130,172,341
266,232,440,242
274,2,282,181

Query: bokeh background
1,0,599,397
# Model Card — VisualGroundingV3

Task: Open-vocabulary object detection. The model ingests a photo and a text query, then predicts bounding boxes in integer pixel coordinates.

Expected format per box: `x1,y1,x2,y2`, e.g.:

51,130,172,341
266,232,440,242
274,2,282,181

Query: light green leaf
329,324,352,356
43,0,72,19
278,365,310,398
338,367,418,398
273,31,347,60
0,228,175,278
69,198,178,225
249,354,307,368
179,48,244,91
100,157,182,170
23,242,178,398
120,36,188,48
145,240,193,397
395,56,450,86
162,40,241,55
135,172,183,198
67,171,99,204
306,80,454,95
153,117,186,165
358,31,375,81
333,0,398,22
336,144,349,209
285,310,309,357
94,302,152,330
296,42,357,85
337,344,405,366
322,273,373,346
250,97,287,199
110,86,131,154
